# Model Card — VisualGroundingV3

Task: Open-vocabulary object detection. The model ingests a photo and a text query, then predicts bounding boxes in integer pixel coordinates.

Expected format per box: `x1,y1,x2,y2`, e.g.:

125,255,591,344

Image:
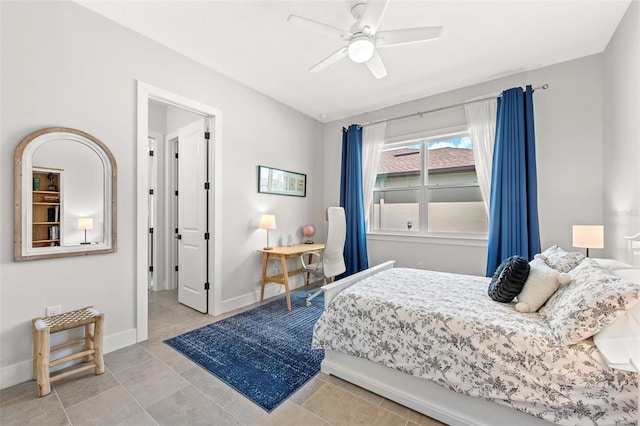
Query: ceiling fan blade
375,26,443,47
358,0,389,35
366,50,387,79
287,14,350,40
310,47,349,72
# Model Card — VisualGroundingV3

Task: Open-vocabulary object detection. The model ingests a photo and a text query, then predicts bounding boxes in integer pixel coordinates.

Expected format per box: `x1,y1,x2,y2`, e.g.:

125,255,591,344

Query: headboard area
625,232,640,267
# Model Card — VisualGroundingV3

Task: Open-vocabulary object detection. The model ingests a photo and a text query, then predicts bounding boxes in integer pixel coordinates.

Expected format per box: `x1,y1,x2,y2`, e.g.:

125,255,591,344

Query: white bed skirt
321,349,554,426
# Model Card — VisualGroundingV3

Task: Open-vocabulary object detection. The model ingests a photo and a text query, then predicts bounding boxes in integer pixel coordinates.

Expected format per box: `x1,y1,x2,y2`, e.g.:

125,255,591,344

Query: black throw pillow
488,256,530,302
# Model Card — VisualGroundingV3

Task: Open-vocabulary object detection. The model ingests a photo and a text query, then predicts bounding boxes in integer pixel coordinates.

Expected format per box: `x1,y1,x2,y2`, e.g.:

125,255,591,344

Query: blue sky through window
405,136,472,150
429,136,472,150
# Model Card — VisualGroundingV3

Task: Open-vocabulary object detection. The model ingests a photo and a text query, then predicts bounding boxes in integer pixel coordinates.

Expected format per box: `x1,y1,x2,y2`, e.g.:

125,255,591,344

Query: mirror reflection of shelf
32,168,63,248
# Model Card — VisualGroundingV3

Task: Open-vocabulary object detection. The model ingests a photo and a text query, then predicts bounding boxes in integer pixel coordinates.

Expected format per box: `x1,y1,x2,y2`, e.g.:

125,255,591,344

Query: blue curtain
486,85,541,276
340,124,369,276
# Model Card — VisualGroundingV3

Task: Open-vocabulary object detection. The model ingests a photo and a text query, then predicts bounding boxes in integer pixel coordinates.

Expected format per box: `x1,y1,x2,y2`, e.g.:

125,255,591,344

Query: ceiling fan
287,0,442,79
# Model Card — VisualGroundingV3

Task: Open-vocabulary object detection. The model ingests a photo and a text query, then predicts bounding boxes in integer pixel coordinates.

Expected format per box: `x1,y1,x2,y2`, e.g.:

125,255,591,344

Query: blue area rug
164,292,324,412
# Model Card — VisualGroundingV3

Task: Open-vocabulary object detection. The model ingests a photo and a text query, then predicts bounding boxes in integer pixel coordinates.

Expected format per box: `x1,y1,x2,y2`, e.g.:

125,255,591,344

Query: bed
312,250,640,426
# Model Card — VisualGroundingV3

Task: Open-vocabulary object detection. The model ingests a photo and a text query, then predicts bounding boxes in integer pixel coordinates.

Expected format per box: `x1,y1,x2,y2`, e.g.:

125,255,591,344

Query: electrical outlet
417,262,424,269
46,305,62,317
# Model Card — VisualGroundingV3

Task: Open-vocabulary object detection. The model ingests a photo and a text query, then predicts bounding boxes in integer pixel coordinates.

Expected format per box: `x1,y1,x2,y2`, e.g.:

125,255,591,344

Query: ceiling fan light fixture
348,36,375,63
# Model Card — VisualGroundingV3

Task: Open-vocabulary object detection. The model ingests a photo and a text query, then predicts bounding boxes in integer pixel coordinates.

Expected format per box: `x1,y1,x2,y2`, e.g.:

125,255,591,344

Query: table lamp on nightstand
572,225,604,257
258,214,277,250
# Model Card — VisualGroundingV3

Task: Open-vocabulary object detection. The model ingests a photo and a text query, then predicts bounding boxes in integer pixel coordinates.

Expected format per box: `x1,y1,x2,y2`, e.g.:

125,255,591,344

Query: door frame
147,131,161,291
166,133,179,292
136,81,223,342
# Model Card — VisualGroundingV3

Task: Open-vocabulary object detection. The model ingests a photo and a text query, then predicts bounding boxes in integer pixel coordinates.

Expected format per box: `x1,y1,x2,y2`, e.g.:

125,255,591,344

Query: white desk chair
300,207,346,306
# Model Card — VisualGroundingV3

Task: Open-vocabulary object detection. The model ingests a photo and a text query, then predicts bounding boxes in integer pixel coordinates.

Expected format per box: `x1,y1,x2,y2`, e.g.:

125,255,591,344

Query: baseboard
218,279,319,314
0,359,32,390
104,328,137,354
0,328,137,390
218,286,286,314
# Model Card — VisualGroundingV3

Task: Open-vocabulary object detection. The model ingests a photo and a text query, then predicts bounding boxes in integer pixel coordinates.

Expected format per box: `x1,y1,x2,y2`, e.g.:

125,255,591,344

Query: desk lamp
259,214,277,250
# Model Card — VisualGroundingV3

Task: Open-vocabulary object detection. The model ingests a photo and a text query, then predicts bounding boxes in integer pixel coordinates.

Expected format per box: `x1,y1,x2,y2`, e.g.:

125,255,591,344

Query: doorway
148,107,209,310
136,81,223,342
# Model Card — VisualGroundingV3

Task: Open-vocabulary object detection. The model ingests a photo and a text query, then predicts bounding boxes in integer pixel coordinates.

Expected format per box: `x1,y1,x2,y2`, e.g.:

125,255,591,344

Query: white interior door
177,118,209,312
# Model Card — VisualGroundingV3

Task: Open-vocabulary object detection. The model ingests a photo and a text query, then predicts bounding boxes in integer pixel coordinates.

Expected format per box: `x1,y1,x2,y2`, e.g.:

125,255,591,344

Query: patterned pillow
540,258,640,345
488,256,530,302
541,245,585,273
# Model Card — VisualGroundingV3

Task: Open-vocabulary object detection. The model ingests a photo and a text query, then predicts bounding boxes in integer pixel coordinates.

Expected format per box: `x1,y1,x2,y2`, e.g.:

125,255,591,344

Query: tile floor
0,289,445,425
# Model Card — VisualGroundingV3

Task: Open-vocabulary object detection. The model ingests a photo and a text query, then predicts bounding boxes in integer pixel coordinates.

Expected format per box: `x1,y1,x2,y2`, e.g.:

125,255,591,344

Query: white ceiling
76,0,630,123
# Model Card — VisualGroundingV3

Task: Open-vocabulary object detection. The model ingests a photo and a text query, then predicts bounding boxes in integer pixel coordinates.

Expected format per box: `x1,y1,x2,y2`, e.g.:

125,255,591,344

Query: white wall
323,54,607,275
166,107,203,134
0,1,323,388
148,102,167,134
603,1,640,262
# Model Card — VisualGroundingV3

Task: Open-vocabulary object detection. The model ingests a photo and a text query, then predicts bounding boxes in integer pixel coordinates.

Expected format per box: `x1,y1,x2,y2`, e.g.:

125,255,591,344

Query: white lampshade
77,217,94,231
572,225,604,249
258,214,277,230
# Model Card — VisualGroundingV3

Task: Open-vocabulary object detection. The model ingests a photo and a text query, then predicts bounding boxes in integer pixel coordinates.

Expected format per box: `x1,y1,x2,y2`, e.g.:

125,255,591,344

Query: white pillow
610,268,640,283
591,258,633,270
515,256,570,313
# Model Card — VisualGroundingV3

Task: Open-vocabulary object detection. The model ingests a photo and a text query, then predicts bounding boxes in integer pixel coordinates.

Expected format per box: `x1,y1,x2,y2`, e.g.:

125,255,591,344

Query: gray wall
323,54,610,275
603,1,640,264
0,1,323,387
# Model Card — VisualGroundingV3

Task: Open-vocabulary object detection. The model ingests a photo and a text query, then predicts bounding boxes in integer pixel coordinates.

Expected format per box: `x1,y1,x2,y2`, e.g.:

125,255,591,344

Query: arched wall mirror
14,127,117,261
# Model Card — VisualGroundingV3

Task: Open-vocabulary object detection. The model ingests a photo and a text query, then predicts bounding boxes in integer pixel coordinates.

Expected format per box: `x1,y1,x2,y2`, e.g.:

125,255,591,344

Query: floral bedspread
312,267,638,425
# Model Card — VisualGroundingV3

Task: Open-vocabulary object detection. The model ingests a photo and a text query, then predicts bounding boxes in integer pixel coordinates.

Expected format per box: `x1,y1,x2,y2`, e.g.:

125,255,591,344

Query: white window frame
369,126,487,240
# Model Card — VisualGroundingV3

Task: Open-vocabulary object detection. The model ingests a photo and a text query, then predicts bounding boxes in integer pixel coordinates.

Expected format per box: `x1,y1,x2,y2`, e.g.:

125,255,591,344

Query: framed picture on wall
258,165,306,197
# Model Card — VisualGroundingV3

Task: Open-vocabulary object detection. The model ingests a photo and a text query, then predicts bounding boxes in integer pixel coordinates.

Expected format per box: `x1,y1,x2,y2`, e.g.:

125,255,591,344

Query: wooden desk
258,243,325,310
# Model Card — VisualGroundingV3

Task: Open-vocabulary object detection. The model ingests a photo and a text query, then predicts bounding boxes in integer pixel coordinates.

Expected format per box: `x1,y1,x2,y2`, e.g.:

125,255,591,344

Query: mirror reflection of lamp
78,217,93,245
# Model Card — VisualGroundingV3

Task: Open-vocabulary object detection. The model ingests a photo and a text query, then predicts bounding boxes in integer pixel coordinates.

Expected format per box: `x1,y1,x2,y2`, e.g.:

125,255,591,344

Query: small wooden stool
32,306,104,396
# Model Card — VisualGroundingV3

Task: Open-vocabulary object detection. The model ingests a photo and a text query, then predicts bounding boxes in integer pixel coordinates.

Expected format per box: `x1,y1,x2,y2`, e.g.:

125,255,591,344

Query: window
370,132,488,236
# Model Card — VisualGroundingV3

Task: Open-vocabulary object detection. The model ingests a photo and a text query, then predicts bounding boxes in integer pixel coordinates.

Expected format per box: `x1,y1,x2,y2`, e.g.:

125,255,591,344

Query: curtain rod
362,83,549,127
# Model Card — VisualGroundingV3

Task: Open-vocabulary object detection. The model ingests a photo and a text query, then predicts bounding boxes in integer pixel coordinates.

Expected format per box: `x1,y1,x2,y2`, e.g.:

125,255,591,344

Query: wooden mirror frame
14,127,117,261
